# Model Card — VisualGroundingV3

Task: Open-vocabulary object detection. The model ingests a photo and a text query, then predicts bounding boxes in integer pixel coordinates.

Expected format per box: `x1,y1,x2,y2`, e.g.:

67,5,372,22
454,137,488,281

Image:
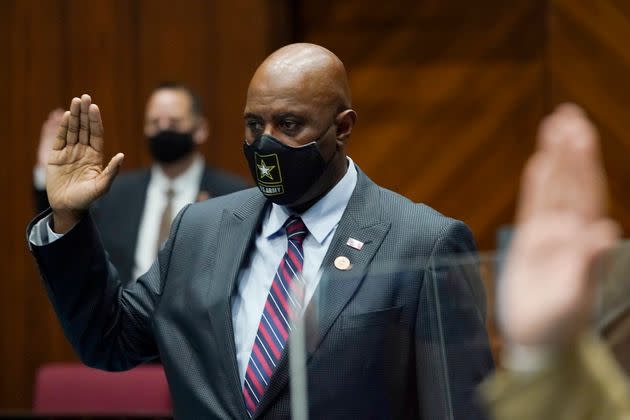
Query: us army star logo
257,160,275,180
254,152,282,186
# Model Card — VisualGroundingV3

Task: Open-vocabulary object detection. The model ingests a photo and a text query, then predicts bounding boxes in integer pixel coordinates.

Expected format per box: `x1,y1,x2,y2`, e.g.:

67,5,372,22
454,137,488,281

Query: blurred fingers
527,103,606,221
48,108,65,124
53,111,70,151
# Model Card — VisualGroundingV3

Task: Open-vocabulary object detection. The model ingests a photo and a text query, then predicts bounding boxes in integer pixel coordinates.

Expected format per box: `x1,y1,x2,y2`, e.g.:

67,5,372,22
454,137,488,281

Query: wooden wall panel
136,0,214,167
1,1,74,408
549,0,630,238
0,0,278,409
63,0,140,166
298,0,547,249
0,0,18,408
209,0,285,176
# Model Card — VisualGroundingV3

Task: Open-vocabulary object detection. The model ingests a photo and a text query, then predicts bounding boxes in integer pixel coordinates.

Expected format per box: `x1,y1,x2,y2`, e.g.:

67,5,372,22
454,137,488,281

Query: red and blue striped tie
242,216,308,417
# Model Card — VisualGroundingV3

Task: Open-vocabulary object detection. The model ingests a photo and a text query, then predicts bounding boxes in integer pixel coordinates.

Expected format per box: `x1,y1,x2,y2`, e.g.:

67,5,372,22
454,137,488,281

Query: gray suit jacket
28,168,493,419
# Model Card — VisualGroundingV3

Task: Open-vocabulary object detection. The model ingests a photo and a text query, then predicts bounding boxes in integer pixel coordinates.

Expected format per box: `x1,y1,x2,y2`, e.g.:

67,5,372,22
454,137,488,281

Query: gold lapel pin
346,237,364,250
334,256,352,271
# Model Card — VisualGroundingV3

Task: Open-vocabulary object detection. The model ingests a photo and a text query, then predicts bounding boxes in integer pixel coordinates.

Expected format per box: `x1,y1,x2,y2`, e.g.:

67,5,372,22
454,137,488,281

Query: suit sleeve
415,220,495,419
480,334,630,420
26,205,190,371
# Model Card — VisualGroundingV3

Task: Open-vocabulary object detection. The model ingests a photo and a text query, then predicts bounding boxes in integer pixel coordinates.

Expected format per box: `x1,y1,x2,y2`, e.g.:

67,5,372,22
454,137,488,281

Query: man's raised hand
498,104,620,348
47,94,124,233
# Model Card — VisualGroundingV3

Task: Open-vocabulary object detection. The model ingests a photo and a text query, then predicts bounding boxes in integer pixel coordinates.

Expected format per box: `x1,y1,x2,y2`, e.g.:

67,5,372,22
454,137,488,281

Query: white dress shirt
232,158,357,385
29,157,358,387
133,155,205,279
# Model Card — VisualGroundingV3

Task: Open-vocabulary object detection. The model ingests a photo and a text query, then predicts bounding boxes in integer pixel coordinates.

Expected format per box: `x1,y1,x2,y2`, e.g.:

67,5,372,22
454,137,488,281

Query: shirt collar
150,154,204,193
262,157,358,244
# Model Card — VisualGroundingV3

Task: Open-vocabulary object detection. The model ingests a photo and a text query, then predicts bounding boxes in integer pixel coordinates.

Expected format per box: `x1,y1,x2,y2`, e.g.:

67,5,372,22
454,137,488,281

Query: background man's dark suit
34,165,247,283
29,168,494,419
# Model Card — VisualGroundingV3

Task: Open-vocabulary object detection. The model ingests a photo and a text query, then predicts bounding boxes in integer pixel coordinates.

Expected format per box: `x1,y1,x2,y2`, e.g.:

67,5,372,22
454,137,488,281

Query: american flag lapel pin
346,237,364,250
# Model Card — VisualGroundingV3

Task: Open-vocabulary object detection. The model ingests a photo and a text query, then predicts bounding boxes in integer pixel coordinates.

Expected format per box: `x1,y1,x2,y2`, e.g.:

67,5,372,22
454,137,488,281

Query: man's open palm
498,104,619,347
47,95,124,230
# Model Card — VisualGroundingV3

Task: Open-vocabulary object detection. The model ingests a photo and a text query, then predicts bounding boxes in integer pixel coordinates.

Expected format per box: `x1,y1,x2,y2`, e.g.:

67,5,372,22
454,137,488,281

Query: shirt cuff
33,165,46,190
28,214,69,246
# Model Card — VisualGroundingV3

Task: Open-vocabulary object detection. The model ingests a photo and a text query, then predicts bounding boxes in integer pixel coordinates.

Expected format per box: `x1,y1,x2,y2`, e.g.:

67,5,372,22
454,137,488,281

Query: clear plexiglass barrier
280,241,630,419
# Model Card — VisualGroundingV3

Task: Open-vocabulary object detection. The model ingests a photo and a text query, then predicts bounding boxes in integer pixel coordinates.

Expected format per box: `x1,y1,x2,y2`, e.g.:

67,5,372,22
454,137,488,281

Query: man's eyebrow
275,112,305,121
243,112,261,119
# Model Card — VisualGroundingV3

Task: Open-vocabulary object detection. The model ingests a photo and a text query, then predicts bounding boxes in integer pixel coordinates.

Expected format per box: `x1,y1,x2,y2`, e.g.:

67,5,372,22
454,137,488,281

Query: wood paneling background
0,0,278,408
1,0,629,409
300,0,547,248
549,0,630,239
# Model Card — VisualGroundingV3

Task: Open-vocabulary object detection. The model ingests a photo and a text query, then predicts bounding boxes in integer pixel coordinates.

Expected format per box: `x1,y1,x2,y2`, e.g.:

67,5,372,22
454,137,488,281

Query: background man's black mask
148,130,195,163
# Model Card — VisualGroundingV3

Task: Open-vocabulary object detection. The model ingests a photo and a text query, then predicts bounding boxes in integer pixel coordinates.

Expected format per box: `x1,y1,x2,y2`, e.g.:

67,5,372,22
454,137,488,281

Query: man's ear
335,109,357,146
193,117,210,146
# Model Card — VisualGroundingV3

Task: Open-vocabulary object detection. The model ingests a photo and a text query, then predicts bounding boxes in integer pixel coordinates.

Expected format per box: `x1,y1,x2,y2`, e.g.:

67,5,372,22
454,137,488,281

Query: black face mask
243,133,332,205
148,130,195,163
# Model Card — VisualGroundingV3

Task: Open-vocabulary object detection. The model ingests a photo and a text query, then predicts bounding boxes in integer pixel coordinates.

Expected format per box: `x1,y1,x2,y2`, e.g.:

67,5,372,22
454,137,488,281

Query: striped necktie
156,187,175,253
242,216,308,417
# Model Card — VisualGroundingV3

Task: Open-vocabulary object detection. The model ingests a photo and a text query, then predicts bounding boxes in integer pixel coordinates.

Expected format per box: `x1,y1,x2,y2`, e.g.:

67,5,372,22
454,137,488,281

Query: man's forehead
146,89,192,117
245,74,333,115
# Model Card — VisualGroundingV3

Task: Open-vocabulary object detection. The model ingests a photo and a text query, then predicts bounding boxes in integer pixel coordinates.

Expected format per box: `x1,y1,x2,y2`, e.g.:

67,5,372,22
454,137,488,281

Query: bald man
27,44,493,418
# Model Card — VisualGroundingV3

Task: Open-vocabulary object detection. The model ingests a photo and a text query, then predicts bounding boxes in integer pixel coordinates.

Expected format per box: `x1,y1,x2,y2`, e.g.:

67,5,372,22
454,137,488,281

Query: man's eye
246,120,263,131
281,120,299,130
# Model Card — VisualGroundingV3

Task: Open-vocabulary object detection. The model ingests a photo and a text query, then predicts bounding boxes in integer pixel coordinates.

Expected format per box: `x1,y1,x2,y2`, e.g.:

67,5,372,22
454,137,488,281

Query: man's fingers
538,103,595,152
89,104,105,152
526,103,606,222
67,97,81,145
49,108,65,123
79,94,91,145
53,111,70,151
555,102,586,118
97,153,125,192
550,111,605,220
44,109,65,132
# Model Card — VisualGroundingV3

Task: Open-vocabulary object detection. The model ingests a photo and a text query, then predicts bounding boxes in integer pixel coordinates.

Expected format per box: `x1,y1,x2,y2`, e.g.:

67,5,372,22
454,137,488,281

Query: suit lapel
255,169,390,417
206,191,267,419
126,170,151,254
199,165,214,198
306,216,390,354
104,170,149,281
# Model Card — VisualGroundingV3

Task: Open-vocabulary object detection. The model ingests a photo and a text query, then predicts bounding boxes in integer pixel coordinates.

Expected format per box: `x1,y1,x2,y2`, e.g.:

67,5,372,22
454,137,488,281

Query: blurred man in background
482,104,630,419
33,82,248,284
